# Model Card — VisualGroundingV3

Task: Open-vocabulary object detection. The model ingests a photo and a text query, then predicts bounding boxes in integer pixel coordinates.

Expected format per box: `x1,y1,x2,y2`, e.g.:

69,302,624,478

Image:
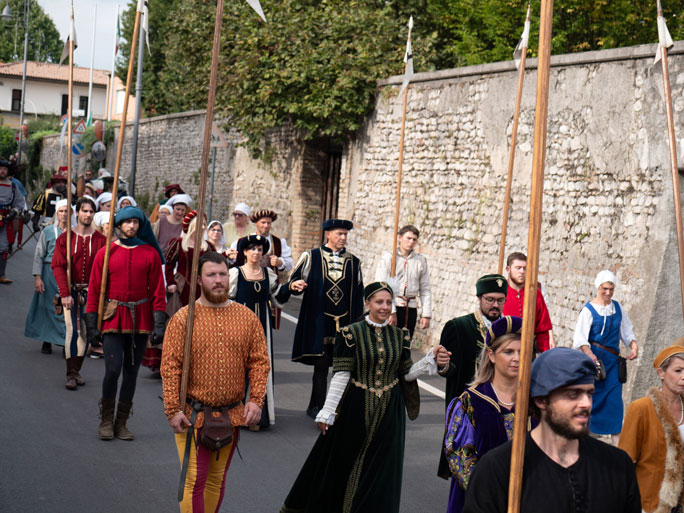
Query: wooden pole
65,6,74,290
507,1,553,512
390,85,409,277
658,1,684,321
178,0,226,408
498,8,530,275
96,3,143,329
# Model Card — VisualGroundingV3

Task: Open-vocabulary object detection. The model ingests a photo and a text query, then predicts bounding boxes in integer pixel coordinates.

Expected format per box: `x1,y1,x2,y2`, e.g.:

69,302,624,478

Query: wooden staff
657,0,684,321
96,0,143,329
507,1,554,512
498,5,530,274
390,19,412,277
178,0,226,408
65,4,75,289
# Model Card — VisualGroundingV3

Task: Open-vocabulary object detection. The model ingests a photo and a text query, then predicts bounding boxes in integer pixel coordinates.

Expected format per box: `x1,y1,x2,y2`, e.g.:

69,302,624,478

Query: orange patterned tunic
161,301,270,428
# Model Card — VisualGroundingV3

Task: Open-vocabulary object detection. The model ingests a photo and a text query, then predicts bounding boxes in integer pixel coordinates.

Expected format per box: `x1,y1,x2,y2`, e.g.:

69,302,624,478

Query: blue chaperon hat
530,347,595,398
114,206,165,264
322,219,353,231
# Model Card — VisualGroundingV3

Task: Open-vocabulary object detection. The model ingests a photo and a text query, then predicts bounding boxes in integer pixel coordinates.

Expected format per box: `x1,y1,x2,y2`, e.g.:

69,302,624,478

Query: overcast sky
38,0,128,71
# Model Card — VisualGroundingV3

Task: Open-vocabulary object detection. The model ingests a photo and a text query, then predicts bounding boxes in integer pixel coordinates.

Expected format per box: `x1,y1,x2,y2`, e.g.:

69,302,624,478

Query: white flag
399,16,414,96
245,0,266,22
59,12,78,65
143,0,151,55
654,4,674,65
59,116,68,151
513,4,531,70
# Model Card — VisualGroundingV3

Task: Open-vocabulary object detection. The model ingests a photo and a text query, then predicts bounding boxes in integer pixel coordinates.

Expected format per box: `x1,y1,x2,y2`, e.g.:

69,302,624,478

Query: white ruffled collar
365,315,389,328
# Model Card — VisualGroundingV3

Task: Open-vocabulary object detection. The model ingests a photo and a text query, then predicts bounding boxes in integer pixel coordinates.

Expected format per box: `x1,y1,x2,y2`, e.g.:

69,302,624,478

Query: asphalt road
0,236,451,513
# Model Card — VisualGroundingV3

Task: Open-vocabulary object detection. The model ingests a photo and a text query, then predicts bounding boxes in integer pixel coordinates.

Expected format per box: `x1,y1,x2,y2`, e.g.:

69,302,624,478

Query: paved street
0,236,450,512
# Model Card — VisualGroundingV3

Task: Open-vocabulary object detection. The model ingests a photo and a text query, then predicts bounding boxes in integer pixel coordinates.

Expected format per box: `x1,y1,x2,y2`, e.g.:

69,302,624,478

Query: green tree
0,0,63,63
0,125,17,160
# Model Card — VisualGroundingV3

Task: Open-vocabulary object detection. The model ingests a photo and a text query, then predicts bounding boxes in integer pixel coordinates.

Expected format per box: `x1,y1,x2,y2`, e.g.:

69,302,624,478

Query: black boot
65,359,78,390
114,401,134,441
73,356,85,386
41,342,52,354
98,398,115,440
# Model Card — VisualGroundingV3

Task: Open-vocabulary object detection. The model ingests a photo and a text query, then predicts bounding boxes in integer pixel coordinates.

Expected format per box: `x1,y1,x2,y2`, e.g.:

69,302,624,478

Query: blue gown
24,224,66,345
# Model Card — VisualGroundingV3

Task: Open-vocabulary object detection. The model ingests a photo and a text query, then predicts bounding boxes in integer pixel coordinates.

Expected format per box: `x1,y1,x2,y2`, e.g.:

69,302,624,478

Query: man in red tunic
84,206,167,441
502,252,554,352
51,197,107,389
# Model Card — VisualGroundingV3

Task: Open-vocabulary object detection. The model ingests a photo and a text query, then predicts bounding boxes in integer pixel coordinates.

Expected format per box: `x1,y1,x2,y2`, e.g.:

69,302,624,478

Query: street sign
73,120,87,135
61,114,68,125
72,141,86,158
91,141,106,162
210,122,227,149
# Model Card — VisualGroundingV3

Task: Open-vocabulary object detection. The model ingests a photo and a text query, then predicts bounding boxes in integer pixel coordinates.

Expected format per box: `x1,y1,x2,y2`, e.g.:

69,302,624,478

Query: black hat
237,234,270,254
476,274,507,296
322,219,353,231
363,281,394,301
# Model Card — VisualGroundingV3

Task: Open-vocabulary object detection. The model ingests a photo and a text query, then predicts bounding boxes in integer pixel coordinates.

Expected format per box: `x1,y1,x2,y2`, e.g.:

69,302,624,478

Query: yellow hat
653,344,684,369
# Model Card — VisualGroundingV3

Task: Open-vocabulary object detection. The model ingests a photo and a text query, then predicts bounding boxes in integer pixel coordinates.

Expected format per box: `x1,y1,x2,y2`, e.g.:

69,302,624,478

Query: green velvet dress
281,319,413,513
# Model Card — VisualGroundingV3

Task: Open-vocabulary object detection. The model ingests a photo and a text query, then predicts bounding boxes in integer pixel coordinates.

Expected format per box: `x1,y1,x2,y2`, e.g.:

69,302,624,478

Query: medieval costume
95,192,113,211
85,206,167,440
204,219,230,257
502,284,553,352
281,282,439,513
374,248,432,337
24,204,66,347
229,235,292,428
0,160,26,284
618,345,684,513
148,183,185,224
162,300,270,513
223,202,253,248
153,193,192,253
288,219,364,417
573,271,636,435
116,195,137,210
51,219,107,387
30,168,67,230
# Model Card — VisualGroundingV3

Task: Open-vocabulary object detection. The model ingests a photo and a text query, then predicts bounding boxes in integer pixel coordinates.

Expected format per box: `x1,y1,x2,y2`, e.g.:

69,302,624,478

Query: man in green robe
437,273,508,478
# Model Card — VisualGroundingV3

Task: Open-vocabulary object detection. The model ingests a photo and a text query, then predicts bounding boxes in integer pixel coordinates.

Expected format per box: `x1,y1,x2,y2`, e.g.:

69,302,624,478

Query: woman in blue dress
573,270,639,445
228,234,295,429
24,199,68,353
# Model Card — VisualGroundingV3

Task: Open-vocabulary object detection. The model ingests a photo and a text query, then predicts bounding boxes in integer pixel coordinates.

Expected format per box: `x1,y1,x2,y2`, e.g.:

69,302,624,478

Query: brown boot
98,398,115,440
65,359,78,390
73,356,85,386
114,400,134,441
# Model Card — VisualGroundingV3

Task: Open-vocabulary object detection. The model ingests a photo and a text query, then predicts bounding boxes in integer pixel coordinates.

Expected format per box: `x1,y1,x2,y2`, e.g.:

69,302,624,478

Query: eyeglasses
482,296,506,305
233,213,245,218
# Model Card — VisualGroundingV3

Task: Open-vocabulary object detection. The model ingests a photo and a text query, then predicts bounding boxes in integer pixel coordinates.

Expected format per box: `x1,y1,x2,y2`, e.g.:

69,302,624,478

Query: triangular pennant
654,0,674,65
59,13,78,65
245,0,266,22
513,4,531,70
399,16,414,96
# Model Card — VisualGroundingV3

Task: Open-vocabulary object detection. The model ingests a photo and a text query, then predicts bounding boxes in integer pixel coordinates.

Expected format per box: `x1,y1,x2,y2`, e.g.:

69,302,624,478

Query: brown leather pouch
103,299,118,321
53,295,63,316
199,405,235,451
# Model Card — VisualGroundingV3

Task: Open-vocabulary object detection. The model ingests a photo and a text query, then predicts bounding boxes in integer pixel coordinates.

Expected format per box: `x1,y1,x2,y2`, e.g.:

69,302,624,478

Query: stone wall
340,42,684,402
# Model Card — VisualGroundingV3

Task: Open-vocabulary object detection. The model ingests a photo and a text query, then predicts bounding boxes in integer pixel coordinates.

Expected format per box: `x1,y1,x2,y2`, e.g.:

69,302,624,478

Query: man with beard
52,197,107,388
85,206,167,440
503,252,554,352
437,273,507,479
161,251,269,512
463,348,640,513
0,159,26,284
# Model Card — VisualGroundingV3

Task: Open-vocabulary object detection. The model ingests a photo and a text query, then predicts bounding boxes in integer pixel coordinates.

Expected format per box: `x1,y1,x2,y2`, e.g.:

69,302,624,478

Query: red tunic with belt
51,231,107,296
502,285,553,352
164,241,209,306
86,242,166,334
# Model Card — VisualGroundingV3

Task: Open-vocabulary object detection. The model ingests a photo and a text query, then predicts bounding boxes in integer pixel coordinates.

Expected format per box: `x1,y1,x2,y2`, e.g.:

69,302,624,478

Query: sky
38,0,128,71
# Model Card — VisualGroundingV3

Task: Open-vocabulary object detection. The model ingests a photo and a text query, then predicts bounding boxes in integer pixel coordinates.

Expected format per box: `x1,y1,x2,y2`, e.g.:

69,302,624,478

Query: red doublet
503,285,553,351
164,241,205,306
86,242,166,334
51,231,107,296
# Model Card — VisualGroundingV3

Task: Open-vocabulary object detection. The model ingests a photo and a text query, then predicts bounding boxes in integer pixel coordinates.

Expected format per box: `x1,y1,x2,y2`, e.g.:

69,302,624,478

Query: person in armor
30,167,68,231
0,159,27,284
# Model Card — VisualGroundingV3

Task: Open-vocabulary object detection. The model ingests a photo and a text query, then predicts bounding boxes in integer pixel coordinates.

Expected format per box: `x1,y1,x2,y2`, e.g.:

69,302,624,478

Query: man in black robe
437,273,507,478
463,348,640,513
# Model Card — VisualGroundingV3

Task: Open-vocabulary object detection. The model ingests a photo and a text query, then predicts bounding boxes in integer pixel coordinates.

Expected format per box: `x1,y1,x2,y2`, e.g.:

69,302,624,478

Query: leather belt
590,341,620,357
113,297,150,364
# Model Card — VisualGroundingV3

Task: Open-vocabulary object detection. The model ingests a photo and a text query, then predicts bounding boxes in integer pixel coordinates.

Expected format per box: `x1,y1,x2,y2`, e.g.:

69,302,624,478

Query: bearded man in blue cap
85,206,167,441
463,347,640,513
287,219,364,418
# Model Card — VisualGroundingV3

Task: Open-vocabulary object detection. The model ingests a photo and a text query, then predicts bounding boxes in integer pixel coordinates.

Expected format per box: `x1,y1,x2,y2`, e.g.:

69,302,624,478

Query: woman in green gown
281,281,450,513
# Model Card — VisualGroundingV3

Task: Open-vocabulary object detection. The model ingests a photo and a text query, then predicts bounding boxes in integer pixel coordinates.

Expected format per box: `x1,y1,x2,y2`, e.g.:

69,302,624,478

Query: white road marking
281,311,445,399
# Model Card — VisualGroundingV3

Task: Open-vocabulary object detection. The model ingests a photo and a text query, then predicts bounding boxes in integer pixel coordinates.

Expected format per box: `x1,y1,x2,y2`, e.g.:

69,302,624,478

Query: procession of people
0,150,676,512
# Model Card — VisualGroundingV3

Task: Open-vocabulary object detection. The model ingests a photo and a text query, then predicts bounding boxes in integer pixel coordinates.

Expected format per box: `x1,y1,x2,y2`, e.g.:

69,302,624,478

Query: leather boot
98,398,115,440
73,356,85,386
65,359,78,390
114,400,134,441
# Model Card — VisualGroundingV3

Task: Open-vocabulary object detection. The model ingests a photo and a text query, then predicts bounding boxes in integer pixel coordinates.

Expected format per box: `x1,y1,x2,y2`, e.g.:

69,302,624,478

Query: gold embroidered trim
351,377,398,398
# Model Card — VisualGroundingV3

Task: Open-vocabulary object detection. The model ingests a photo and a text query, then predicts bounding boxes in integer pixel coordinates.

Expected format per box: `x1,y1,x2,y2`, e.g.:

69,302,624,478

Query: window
61,94,68,116
79,96,88,118
11,89,21,112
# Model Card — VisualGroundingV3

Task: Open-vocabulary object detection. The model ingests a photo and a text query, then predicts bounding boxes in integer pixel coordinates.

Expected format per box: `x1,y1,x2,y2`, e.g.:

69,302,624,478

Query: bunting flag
654,0,674,66
59,10,78,65
245,0,267,22
399,16,414,96
513,4,531,70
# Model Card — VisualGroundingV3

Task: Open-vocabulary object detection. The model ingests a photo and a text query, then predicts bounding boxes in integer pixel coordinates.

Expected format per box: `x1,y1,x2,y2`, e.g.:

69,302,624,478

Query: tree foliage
0,0,63,63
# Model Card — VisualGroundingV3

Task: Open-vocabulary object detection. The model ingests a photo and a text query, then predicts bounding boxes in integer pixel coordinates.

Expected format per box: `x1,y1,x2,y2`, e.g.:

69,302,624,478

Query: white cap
159,204,173,214
96,192,113,209
93,211,112,228
98,168,111,178
54,198,68,210
117,195,138,209
167,193,193,207
233,202,251,217
594,270,617,289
